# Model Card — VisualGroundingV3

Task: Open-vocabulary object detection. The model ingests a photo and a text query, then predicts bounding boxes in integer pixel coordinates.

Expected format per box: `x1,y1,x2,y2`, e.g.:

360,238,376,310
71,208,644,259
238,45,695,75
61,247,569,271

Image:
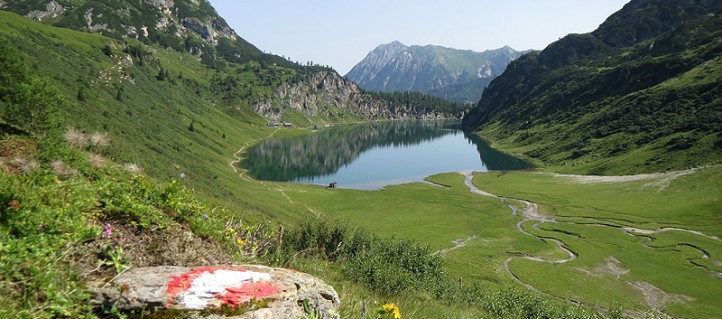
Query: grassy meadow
470,168,722,318
254,164,722,318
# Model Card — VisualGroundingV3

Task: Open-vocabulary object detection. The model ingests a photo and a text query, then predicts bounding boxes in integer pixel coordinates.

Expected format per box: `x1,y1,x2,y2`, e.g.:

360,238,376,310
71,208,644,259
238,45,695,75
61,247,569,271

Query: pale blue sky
208,1,630,74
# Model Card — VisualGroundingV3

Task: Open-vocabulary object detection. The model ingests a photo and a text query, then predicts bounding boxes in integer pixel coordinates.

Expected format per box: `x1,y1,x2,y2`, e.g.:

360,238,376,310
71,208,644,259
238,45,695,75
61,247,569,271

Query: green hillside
1,10,297,214
462,1,722,175
3,1,721,318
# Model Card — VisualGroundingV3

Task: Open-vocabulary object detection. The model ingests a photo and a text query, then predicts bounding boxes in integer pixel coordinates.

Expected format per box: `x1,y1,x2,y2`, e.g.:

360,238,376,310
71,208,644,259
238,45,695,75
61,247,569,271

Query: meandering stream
457,170,722,311
460,171,577,293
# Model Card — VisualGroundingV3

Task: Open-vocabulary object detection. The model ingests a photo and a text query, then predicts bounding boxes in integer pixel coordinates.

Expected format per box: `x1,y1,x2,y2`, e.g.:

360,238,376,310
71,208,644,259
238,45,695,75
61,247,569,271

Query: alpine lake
241,121,530,189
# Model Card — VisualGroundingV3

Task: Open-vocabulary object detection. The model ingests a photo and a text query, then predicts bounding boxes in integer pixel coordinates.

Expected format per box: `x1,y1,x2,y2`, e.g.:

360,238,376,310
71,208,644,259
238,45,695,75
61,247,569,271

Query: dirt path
227,128,294,205
622,226,721,241
227,128,326,217
229,128,280,181
548,168,699,190
433,235,478,256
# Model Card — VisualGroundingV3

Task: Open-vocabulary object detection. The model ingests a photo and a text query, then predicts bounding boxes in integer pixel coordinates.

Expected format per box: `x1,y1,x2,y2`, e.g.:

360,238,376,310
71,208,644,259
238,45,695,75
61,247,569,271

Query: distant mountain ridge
345,41,525,103
462,0,722,174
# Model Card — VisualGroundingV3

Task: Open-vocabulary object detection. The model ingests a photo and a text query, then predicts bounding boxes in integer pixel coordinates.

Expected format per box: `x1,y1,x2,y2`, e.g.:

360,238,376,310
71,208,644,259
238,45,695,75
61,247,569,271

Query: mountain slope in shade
345,41,525,103
462,0,722,174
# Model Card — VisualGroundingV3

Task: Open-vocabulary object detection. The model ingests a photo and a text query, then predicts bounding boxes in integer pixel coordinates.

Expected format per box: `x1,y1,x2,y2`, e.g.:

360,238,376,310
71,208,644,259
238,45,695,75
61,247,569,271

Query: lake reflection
241,121,530,189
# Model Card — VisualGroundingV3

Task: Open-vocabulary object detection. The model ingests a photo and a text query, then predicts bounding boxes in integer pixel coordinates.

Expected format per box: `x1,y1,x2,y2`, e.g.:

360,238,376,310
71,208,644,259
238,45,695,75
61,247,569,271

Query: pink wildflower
102,223,113,237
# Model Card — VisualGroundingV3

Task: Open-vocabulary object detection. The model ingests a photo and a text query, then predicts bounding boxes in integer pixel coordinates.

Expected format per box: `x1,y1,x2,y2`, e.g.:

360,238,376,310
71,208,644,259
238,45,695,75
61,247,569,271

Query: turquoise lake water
241,121,530,190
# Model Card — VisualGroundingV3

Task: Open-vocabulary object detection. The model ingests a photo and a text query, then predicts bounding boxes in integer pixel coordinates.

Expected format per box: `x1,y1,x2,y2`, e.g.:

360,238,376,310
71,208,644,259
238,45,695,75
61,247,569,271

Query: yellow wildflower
378,303,401,319
236,238,246,245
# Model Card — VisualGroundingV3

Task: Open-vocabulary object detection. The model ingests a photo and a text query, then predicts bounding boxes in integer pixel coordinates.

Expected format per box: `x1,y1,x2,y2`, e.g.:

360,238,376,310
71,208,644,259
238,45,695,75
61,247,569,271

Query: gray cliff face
346,41,526,103
252,71,466,122
180,16,236,45
25,0,65,21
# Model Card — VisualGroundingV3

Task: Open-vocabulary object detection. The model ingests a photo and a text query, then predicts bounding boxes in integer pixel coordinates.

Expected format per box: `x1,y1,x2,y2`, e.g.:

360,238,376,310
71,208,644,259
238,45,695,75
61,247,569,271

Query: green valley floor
266,165,722,318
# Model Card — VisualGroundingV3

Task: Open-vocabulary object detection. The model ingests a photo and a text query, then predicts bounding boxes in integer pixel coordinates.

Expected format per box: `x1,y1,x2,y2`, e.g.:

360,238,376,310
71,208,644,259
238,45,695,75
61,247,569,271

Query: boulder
89,265,340,319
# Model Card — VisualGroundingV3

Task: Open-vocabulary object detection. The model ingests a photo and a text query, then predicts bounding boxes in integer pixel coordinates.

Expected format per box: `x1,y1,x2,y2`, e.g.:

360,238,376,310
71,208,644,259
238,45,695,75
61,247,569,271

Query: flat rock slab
90,265,340,319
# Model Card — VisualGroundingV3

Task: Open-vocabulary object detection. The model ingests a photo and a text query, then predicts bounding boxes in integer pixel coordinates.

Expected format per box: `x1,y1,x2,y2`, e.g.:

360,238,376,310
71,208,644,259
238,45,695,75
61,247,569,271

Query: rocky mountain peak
379,40,408,51
346,42,525,103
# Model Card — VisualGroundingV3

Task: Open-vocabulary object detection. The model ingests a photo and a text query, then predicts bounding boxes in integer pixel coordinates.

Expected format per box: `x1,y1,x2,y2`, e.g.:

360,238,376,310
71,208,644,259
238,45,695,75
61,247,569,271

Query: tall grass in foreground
269,219,619,319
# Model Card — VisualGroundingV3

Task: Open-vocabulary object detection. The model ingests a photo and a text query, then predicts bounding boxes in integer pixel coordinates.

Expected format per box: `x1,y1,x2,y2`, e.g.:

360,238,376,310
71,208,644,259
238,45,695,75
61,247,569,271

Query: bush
270,219,444,295
0,42,63,134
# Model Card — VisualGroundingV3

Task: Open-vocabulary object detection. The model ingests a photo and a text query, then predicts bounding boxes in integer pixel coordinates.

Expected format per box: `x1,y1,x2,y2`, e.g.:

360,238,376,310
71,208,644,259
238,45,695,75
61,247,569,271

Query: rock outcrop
90,265,340,319
25,0,65,21
252,71,466,122
180,16,236,45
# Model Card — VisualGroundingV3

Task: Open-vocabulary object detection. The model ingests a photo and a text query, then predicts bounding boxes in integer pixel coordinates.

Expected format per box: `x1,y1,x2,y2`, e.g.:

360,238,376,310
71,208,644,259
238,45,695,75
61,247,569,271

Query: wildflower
51,160,78,176
102,223,113,237
88,153,106,169
90,132,110,148
64,127,87,148
236,238,246,246
179,172,186,179
51,160,66,174
378,303,401,319
124,163,141,173
202,214,208,219
12,157,39,174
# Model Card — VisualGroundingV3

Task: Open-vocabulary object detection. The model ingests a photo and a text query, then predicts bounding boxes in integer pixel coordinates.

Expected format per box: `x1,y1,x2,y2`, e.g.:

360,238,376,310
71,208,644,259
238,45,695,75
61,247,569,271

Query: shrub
272,219,444,294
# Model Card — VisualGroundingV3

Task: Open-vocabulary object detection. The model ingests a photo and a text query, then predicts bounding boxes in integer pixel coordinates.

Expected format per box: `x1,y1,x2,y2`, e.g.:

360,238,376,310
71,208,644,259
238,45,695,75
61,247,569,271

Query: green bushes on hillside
272,220,443,295
0,42,63,134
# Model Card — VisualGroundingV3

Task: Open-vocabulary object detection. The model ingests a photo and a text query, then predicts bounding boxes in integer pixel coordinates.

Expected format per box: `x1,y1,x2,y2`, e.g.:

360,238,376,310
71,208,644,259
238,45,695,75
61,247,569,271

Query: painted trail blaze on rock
166,267,282,309
217,281,280,307
89,265,340,318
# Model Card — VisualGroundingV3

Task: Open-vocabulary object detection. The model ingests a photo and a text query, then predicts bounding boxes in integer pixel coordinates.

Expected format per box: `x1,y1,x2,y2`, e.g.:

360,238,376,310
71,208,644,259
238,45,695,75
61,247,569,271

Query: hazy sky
208,1,630,75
